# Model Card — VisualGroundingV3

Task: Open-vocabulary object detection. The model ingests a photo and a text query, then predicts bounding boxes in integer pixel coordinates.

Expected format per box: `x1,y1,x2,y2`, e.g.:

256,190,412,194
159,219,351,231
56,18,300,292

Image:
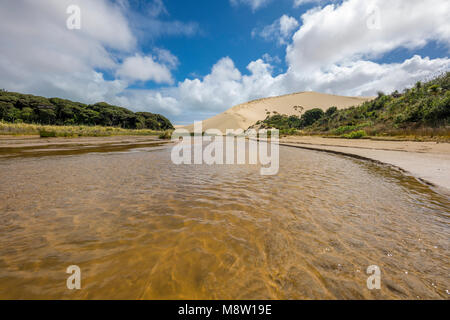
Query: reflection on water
0,143,448,299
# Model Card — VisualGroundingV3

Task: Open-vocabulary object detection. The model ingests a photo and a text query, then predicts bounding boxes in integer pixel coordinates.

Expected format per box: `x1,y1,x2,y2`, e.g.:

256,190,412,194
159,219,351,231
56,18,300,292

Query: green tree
325,106,338,117
287,115,302,129
301,108,325,127
20,107,35,122
38,107,57,124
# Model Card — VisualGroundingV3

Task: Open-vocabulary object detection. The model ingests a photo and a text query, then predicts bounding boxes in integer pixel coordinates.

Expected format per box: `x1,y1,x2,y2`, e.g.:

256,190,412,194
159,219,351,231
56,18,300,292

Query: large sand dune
183,91,373,132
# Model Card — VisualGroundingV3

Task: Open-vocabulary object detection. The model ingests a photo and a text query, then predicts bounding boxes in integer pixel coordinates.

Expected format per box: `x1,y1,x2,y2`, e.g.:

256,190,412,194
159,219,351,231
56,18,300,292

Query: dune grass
0,121,163,137
277,127,450,142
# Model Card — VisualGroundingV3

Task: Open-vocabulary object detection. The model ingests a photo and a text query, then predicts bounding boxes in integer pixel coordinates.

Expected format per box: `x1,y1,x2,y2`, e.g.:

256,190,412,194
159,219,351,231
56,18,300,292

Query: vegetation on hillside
254,108,326,135
0,90,173,131
254,72,450,140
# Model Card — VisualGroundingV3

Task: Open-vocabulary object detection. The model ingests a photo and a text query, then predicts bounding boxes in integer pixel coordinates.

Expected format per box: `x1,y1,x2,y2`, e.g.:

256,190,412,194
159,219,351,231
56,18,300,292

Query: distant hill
0,91,173,131
183,91,373,132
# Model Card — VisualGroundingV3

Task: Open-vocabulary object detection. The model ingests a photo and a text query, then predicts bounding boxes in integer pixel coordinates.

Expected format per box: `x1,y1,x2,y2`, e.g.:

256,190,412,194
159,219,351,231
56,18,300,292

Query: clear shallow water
0,143,448,299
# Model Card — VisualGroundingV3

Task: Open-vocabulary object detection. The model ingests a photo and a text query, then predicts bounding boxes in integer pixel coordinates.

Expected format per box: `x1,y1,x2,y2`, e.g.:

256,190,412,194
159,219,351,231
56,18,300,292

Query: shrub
392,90,402,98
428,85,441,95
280,128,297,136
287,115,302,128
325,106,338,117
343,130,366,139
158,130,172,140
39,129,57,138
262,114,293,130
301,108,325,127
333,125,357,135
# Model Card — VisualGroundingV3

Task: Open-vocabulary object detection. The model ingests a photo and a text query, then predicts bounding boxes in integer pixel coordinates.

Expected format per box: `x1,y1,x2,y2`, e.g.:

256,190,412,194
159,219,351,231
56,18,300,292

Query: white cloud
230,0,272,11
262,53,282,65
113,90,182,117
0,0,183,104
116,54,174,84
0,0,136,101
280,15,300,38
283,55,450,96
111,57,283,120
0,0,135,73
154,48,179,69
287,0,450,72
253,15,299,45
175,57,281,113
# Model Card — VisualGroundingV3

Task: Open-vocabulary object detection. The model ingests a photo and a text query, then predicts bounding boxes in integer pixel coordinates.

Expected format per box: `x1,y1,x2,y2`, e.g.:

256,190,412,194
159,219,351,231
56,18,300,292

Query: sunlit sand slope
183,92,373,132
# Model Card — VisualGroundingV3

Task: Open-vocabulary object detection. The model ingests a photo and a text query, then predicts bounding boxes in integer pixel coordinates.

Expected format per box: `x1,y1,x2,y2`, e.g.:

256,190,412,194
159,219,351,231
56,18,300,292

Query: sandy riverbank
0,135,170,158
0,135,166,149
280,136,450,193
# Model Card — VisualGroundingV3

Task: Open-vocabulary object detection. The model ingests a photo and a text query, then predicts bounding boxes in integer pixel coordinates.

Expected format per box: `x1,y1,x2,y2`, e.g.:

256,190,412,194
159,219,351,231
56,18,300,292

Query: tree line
0,90,174,131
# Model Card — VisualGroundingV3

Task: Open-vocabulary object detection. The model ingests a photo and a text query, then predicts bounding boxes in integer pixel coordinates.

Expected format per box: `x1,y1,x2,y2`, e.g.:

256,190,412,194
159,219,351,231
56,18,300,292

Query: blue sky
116,0,308,89
0,0,449,124
145,0,302,82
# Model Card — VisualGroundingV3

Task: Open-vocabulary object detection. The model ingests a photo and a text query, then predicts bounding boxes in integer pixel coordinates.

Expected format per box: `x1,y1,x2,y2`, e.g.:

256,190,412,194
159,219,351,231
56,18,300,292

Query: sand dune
183,91,374,132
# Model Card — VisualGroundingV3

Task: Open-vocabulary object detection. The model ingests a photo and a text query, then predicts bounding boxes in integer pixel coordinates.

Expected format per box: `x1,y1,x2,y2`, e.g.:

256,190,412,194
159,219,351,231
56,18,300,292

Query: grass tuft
342,130,367,139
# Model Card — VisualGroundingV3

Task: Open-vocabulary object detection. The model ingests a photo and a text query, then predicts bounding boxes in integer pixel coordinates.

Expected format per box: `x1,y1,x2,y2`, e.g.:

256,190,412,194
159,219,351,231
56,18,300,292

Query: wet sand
0,135,165,149
280,136,450,192
0,135,171,159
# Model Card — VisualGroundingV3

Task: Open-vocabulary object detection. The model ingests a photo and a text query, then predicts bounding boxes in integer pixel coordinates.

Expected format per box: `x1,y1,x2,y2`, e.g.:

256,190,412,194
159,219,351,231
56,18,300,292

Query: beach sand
280,136,450,193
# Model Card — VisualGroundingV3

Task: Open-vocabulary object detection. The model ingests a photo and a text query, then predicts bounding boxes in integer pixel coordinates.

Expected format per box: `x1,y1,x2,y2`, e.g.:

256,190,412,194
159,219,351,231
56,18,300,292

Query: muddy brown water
0,142,448,299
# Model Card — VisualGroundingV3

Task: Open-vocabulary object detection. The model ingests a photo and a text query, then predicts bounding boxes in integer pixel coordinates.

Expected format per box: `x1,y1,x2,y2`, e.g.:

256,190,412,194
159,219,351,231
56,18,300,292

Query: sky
0,0,449,125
